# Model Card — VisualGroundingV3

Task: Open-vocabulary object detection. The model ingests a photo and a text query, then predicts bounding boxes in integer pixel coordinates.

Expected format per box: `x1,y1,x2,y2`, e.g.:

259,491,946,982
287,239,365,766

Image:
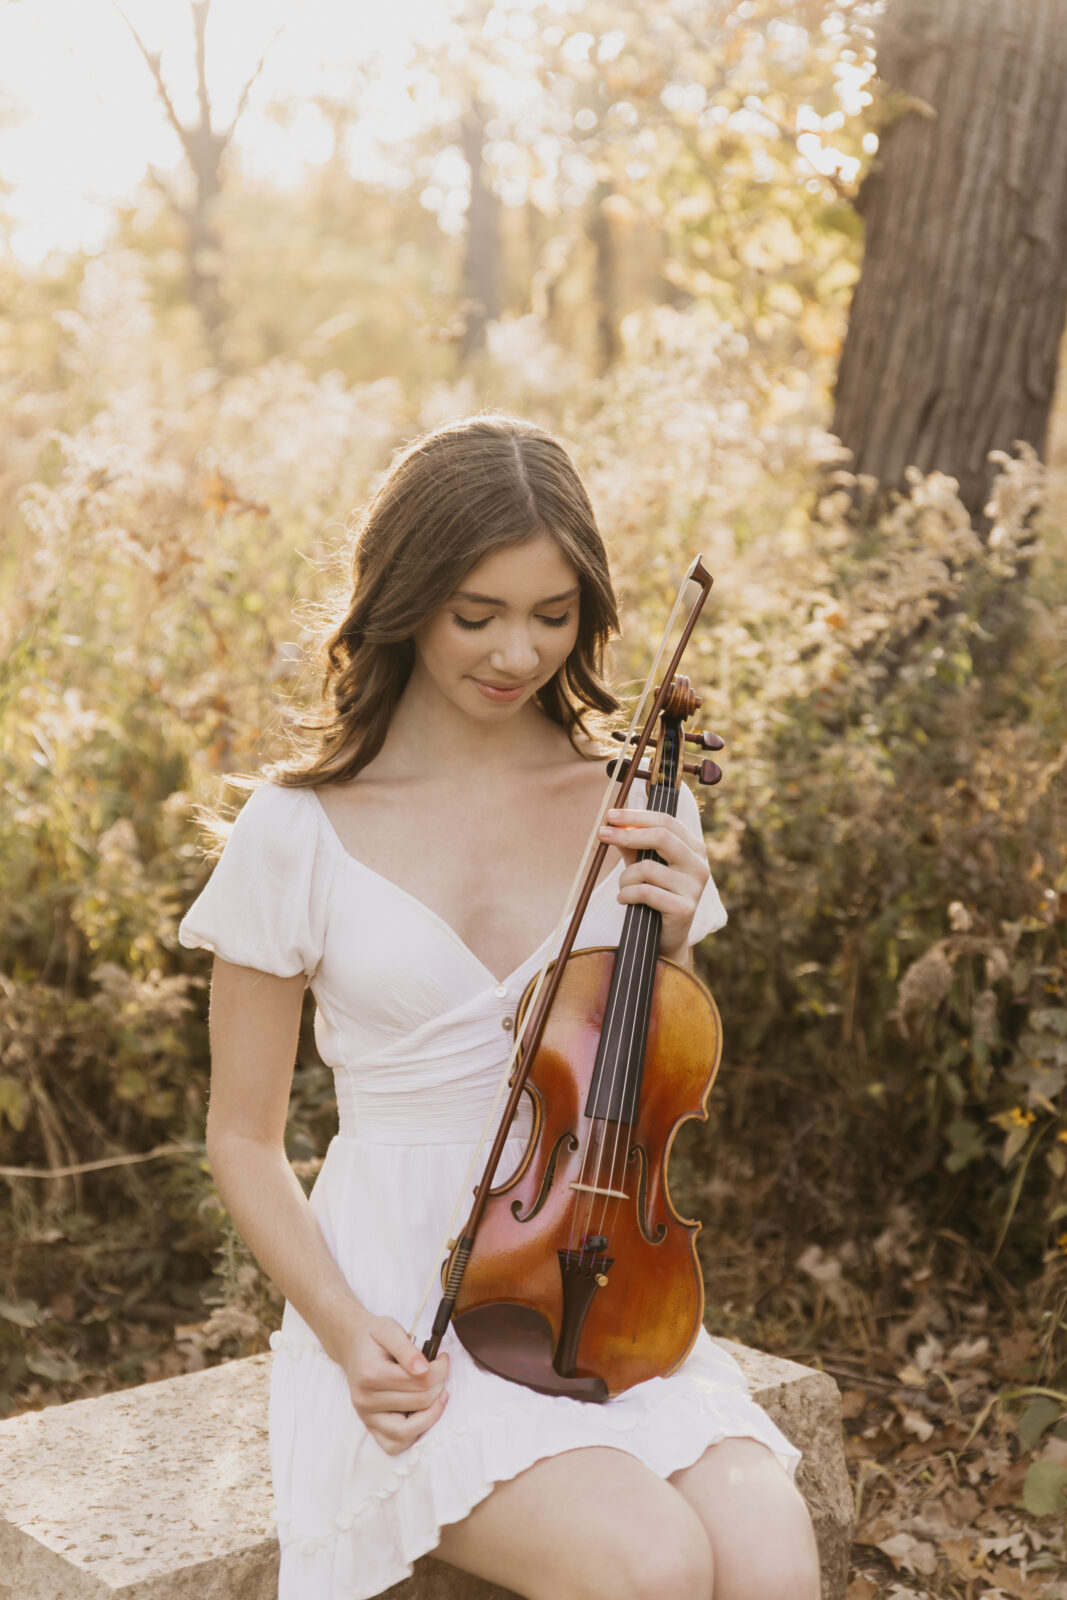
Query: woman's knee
715,1487,820,1600
734,1543,820,1600
603,1521,713,1600
671,1438,820,1600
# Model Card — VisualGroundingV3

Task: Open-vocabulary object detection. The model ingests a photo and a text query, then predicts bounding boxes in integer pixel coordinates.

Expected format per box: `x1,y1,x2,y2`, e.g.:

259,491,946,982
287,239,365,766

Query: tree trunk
831,0,1067,521
185,1,225,348
460,98,501,362
591,180,620,374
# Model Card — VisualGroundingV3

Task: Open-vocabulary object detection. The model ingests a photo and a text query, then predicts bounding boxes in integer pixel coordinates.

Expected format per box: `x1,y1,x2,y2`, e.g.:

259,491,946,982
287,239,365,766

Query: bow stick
411,556,716,1358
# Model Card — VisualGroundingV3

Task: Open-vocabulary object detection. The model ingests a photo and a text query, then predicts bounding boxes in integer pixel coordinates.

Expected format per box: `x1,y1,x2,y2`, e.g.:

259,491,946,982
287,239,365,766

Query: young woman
179,414,820,1600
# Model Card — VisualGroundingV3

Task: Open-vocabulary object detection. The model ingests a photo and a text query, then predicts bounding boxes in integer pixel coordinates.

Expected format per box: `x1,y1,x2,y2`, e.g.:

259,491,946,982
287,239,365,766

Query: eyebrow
452,586,580,606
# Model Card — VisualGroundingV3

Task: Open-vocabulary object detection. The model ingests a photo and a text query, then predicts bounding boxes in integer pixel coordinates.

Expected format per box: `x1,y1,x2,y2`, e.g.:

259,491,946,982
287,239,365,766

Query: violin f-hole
628,1144,667,1244
510,1130,578,1222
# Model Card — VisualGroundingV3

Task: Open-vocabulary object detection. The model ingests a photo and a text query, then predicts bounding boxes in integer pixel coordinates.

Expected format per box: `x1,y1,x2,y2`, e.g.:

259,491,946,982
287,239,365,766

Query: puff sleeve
178,783,332,978
675,779,727,944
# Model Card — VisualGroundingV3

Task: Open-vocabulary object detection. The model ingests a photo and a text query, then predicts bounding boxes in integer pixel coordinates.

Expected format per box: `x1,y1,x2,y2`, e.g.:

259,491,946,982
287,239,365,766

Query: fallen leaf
876,1532,938,1576
842,1387,868,1419
1020,1460,1067,1517
900,1408,935,1442
846,1578,880,1600
985,1457,1031,1508
857,1513,900,1547
994,1329,1035,1376
979,1531,1030,1561
914,1332,944,1371
948,1334,991,1364
1017,1397,1062,1452
941,1535,984,1580
940,1484,983,1523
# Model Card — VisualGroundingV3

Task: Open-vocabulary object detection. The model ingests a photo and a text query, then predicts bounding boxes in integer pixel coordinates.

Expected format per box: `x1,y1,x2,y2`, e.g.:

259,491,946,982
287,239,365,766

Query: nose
488,623,540,678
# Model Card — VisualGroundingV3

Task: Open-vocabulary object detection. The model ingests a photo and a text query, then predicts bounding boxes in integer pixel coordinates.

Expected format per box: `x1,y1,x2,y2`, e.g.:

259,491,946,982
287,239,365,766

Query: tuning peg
610,730,658,748
607,757,654,784
683,759,723,785
684,729,725,751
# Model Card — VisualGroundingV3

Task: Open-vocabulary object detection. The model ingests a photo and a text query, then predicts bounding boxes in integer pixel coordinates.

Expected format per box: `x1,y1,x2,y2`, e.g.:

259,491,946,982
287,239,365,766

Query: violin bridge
568,1182,630,1200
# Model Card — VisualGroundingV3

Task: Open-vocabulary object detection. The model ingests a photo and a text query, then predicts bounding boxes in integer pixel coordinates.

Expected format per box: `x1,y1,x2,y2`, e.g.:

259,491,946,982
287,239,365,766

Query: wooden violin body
451,949,723,1399
419,562,725,1401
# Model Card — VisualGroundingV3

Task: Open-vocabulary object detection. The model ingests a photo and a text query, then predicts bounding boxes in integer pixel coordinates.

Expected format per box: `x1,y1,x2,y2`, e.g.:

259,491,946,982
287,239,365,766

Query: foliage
1,247,1065,1437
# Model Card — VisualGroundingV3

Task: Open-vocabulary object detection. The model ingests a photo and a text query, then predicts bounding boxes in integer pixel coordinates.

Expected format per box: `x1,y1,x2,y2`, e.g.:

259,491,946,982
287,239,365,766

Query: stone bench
0,1341,853,1599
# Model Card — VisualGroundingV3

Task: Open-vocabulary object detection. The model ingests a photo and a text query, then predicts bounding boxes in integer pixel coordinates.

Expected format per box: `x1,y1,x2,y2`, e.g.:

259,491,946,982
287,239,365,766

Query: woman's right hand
343,1313,451,1455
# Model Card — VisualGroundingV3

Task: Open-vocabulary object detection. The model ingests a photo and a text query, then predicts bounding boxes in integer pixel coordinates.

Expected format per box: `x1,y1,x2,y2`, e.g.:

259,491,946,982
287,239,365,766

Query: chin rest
453,1303,609,1403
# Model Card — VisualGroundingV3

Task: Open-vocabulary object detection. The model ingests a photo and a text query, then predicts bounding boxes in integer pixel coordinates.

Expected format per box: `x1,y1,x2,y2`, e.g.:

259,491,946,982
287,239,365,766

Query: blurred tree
832,0,1067,521
114,0,280,354
459,92,502,360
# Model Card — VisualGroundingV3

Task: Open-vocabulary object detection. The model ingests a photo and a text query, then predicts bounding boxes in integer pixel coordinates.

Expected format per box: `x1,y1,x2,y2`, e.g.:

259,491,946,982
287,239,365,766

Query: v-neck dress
178,779,801,1600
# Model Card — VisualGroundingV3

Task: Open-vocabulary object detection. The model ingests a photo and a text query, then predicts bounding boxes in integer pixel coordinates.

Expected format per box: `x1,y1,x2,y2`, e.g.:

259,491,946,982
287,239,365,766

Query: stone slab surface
0,1340,852,1599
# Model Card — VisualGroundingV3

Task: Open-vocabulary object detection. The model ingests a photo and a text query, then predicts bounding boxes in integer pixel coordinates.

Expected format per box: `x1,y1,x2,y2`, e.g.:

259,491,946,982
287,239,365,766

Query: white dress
178,778,801,1600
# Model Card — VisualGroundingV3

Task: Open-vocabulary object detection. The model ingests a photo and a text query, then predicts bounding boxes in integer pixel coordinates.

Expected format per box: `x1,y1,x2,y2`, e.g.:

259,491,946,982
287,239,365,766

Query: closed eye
451,612,573,631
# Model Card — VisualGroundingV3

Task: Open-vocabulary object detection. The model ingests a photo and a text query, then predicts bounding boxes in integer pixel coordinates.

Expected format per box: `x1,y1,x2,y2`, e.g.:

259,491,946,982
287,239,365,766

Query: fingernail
607,809,620,820
412,1354,428,1373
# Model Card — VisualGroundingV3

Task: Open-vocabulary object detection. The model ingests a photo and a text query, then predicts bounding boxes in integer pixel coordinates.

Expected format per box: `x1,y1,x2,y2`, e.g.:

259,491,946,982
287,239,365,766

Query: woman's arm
205,956,449,1453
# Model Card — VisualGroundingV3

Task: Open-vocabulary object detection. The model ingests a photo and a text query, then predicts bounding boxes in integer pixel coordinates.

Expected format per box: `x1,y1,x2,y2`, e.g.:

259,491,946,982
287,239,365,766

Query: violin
419,560,724,1401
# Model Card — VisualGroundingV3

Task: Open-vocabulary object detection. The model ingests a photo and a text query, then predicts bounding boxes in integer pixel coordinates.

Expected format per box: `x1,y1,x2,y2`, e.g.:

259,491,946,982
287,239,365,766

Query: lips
471,677,530,701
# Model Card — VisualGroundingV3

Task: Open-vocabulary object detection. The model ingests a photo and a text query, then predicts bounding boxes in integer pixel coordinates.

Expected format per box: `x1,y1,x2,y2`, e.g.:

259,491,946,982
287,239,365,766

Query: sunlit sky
0,0,871,267
0,0,469,263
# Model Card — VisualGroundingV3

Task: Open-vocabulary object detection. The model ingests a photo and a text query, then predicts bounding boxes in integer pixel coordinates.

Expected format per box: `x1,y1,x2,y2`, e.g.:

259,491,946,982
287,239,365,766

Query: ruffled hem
268,1328,802,1599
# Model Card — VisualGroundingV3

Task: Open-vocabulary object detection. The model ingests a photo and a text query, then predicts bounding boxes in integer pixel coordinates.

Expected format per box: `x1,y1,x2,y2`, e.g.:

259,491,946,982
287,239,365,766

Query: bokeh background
1,2,1065,1592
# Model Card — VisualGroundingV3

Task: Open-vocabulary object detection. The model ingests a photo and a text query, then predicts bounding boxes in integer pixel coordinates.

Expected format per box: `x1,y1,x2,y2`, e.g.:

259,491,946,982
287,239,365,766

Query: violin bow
410,556,715,1356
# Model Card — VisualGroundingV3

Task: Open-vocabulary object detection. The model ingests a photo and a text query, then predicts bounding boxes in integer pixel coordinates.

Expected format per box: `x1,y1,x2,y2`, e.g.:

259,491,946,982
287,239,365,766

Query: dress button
493,983,508,998
501,1016,513,1031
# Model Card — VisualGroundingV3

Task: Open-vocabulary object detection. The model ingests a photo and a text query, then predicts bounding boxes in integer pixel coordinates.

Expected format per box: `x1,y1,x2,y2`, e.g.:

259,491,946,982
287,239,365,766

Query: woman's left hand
598,806,710,965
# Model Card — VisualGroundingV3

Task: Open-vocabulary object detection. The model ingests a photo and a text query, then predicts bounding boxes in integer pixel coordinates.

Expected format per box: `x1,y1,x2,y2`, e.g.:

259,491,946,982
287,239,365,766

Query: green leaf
1017,1397,1062,1451
0,1296,40,1328
0,1077,29,1132
1020,1460,1067,1516
1031,1009,1067,1036
945,1118,986,1173
25,1351,84,1384
1001,1122,1031,1167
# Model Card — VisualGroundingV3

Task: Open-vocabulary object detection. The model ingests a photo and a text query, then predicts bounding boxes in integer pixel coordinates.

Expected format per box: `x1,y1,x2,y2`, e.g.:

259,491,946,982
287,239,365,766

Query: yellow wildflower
1007,1107,1036,1128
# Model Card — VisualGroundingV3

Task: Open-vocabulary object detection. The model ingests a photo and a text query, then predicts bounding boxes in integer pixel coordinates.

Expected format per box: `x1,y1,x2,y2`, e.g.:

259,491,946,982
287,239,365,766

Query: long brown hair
261,412,622,791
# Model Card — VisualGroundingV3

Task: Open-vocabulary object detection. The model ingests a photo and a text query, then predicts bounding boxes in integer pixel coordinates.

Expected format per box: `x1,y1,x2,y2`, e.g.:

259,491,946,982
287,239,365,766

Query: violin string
565,729,677,1255
564,769,648,1258
567,759,677,1260
406,568,697,1343
591,771,676,1249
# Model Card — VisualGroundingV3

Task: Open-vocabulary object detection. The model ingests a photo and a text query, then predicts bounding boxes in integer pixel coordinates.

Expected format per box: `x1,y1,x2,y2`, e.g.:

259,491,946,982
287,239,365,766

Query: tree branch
222,21,286,149
145,162,190,220
112,1,195,166
191,0,212,137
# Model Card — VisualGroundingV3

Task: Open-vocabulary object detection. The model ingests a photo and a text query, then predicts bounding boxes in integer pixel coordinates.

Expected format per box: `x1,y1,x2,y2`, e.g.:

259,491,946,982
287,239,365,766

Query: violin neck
585,783,680,1124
